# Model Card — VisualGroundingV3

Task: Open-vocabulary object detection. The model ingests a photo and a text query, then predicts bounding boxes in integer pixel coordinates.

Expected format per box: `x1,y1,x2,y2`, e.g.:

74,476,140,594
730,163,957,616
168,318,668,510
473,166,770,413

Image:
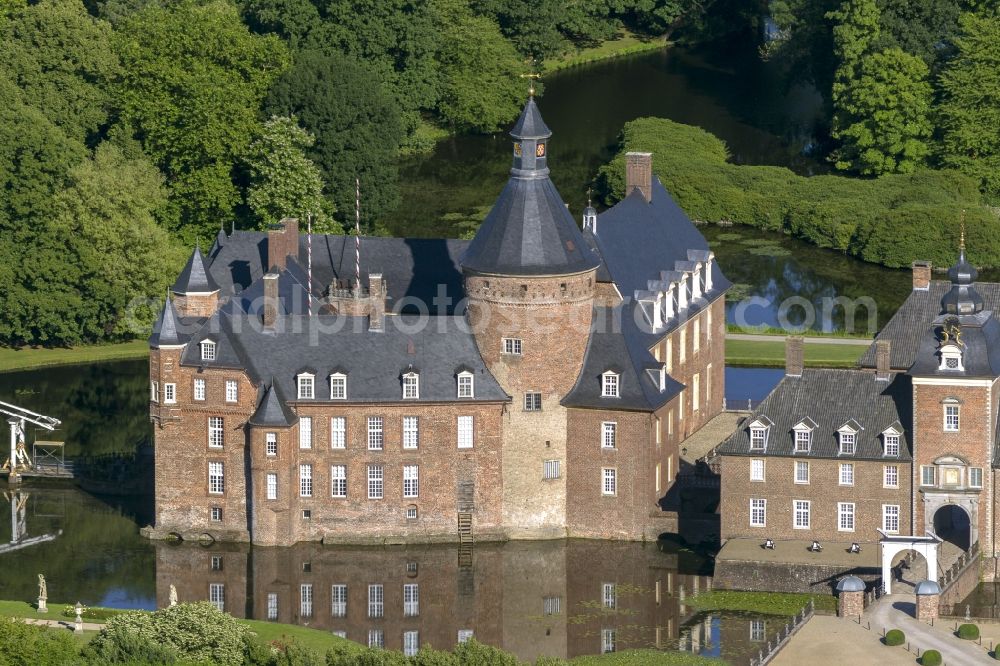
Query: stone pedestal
37,598,47,613
838,589,863,617
916,592,940,622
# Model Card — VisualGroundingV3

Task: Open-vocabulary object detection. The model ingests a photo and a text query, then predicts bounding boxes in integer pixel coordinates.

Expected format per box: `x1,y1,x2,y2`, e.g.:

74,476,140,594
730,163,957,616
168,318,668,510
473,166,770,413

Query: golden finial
960,209,966,251
587,187,592,208
520,72,542,97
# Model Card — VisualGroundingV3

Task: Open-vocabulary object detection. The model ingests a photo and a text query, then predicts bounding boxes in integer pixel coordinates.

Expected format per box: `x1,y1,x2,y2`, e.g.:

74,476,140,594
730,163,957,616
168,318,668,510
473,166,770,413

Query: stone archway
933,504,971,551
879,531,941,595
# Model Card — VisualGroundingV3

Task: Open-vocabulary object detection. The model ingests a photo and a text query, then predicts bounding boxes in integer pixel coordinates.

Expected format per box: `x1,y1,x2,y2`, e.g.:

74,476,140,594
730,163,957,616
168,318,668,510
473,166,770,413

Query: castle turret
172,244,220,317
462,97,600,537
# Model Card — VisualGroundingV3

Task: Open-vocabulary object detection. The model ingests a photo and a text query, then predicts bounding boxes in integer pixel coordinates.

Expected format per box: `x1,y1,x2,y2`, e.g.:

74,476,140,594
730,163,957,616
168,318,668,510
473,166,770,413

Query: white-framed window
524,392,542,411
209,583,224,612
750,498,766,527
602,372,620,398
367,416,383,450
300,584,313,617
266,593,278,620
601,628,616,654
403,416,419,449
692,373,700,411
839,431,856,455
749,428,766,451
330,417,346,449
457,372,474,398
793,500,810,529
193,378,206,401
265,432,277,456
297,374,314,400
210,506,222,521
839,463,854,486
944,404,960,432
794,430,811,453
707,309,713,340
971,467,983,488
750,459,765,482
299,464,312,497
750,620,765,642
330,373,347,400
211,556,223,571
838,502,855,532
543,596,561,615
331,584,347,617
299,416,312,449
163,383,176,404
225,380,238,403
543,459,560,480
331,465,347,498
884,464,899,488
921,465,936,486
200,340,216,361
403,583,419,617
794,461,809,484
602,468,617,496
502,338,522,355
693,319,700,352
368,584,384,618
208,462,224,494
680,327,687,363
458,630,474,644
457,415,473,448
402,372,419,400
403,631,419,657
266,472,277,500
208,416,224,449
884,433,900,456
368,629,384,649
602,583,616,609
403,465,419,498
406,505,418,520
602,421,617,449
367,465,383,499
883,504,900,533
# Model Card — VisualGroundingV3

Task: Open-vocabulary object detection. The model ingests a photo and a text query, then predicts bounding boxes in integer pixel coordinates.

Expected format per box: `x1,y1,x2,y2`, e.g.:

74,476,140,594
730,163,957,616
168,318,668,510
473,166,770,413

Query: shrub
958,623,980,640
921,649,942,666
884,629,905,646
0,617,81,665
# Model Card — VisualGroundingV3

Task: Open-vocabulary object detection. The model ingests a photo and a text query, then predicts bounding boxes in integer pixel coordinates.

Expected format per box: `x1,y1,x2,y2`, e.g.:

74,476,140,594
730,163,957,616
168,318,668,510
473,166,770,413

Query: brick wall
713,559,880,594
173,292,219,318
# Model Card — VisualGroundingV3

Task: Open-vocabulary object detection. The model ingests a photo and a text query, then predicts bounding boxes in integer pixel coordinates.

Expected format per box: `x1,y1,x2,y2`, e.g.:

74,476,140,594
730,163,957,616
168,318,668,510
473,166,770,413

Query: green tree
0,0,119,144
247,115,336,233
938,12,1000,199
830,47,932,174
472,0,566,60
265,50,403,227
876,0,961,69
242,0,321,47
434,0,524,132
113,0,289,241
828,0,880,75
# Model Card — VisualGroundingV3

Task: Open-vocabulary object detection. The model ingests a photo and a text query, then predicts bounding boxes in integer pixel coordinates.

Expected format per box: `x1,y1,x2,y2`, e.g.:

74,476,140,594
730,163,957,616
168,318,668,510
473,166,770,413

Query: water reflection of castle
155,539,744,662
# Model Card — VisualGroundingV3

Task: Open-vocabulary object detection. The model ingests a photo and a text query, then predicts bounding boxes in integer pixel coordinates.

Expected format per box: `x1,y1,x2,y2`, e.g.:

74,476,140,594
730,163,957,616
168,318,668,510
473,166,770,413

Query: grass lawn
685,590,836,616
726,324,872,339
0,340,148,373
242,619,364,655
726,338,863,368
544,30,667,73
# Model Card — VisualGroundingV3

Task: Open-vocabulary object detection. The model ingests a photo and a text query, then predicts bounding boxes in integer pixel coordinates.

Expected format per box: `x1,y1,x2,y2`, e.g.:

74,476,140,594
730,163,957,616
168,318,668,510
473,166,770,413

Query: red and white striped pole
355,178,361,292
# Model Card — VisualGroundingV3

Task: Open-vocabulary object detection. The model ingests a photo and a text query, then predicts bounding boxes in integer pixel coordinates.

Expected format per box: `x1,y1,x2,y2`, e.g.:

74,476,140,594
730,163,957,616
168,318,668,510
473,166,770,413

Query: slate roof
149,297,182,347
718,369,913,461
249,382,297,427
173,245,219,294
510,97,551,139
909,310,1000,378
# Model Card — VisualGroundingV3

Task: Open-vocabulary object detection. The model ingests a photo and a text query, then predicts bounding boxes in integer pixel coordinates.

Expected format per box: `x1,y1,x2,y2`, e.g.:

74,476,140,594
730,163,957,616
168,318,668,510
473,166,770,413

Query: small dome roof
915,580,942,595
835,576,865,592
584,205,597,217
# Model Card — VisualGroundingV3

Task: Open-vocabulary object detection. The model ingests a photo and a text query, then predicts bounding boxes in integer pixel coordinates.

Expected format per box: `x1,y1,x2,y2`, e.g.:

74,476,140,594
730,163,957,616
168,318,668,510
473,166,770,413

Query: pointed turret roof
461,99,599,277
249,380,297,427
149,297,182,347
942,234,983,315
172,243,219,294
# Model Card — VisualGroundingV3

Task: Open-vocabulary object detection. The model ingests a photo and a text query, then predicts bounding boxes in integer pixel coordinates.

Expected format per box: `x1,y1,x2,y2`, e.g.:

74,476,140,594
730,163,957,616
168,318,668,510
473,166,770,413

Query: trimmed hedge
884,629,906,646
596,118,1000,268
921,649,942,666
958,622,980,640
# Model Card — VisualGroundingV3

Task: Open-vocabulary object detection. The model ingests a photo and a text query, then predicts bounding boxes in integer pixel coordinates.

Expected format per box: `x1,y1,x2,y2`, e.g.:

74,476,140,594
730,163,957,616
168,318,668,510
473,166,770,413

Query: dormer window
297,373,315,400
329,373,347,400
882,427,901,457
457,371,474,399
749,428,766,450
200,340,216,361
792,418,816,453
839,432,856,455
403,372,419,400
602,372,620,398
938,338,964,372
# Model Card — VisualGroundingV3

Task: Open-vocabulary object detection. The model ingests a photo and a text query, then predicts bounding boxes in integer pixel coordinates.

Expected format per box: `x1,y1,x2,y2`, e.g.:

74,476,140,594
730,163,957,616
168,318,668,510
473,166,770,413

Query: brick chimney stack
263,273,278,328
785,336,804,378
625,152,653,203
267,217,300,271
368,273,385,332
912,260,931,291
875,339,891,381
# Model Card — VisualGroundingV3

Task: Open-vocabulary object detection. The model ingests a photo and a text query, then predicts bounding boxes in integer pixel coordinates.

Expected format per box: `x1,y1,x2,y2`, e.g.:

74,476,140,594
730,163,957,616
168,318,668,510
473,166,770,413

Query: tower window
457,372,474,398
602,372,620,398
200,340,216,361
402,372,419,399
502,338,522,355
944,404,960,432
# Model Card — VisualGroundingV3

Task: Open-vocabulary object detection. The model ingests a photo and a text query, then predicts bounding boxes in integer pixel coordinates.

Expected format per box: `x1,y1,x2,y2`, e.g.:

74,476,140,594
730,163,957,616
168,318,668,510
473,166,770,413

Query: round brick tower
462,97,600,537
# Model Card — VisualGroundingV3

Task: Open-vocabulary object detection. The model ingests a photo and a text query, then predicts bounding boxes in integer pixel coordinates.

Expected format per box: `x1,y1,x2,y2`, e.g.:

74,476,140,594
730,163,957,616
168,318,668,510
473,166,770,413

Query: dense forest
2,0,1000,347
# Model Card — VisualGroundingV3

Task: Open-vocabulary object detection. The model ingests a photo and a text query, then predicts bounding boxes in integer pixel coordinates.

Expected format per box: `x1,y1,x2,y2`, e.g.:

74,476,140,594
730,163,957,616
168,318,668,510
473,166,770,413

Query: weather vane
960,209,966,251
520,72,542,97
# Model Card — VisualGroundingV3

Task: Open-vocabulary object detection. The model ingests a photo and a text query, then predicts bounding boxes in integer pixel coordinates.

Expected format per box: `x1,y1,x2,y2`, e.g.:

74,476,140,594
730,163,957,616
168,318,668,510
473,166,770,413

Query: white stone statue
37,574,47,613
169,584,178,607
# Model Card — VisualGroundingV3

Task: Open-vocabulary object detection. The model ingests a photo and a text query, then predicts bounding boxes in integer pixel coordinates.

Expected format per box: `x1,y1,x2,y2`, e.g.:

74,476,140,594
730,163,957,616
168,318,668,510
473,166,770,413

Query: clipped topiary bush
921,649,942,666
884,629,905,646
958,623,980,640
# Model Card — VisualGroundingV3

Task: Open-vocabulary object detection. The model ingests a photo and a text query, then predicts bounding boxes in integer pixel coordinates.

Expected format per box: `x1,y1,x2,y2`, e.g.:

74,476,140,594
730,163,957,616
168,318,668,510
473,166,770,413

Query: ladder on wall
457,512,473,545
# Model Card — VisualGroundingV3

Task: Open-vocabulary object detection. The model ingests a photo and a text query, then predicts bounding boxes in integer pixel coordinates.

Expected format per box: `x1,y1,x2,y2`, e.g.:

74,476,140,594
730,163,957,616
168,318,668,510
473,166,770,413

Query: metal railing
749,599,814,666
940,540,980,593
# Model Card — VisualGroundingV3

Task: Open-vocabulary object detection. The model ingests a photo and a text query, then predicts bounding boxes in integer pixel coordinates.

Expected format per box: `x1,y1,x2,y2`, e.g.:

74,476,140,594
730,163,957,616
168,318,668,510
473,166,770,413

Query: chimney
267,217,300,271
912,261,931,291
785,336,804,378
625,152,653,203
875,339,891,381
263,273,278,328
368,273,384,332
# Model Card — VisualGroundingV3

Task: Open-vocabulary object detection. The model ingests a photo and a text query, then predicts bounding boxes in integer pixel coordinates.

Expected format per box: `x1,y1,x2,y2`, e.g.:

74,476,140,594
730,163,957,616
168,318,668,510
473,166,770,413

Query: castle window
525,392,542,411
297,374,315,400
200,340,216,361
209,584,224,612
971,467,983,488
403,631,419,656
403,583,419,617
402,372,419,400
208,462,224,494
368,630,384,649
331,584,347,617
457,415,474,448
163,383,176,404
794,461,809,484
602,372,620,398
300,584,313,618
884,465,899,488
601,629,615,654
367,417,383,450
266,593,277,620
793,500,810,529
457,371,474,399
403,416,419,449
403,465,419,498
330,417,346,449
750,498,766,527
883,433,900,457
266,432,277,456
680,328,687,363
368,584,384,618
838,431,856,455
838,502,855,532
150,381,159,403
299,416,312,449
602,422,617,449
208,417,224,449
406,505,418,520
750,459,765,482
266,472,277,500
882,504,900,533
939,343,964,371
299,464,312,497
458,630,474,644
210,506,222,522
330,373,347,400
225,380,238,403
211,555,223,571
944,403,960,432
794,430,810,453
749,428,765,450
367,465,384,499
543,460,560,480
330,465,347,497
193,378,206,401
502,338,522,355
602,468,617,496
921,465,936,486
693,320,700,353
839,463,854,486
603,583,616,609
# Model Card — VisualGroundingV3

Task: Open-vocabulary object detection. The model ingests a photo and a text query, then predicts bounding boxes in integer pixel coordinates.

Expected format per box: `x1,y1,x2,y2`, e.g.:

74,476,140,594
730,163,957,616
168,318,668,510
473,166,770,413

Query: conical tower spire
150,294,182,347
173,243,219,295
